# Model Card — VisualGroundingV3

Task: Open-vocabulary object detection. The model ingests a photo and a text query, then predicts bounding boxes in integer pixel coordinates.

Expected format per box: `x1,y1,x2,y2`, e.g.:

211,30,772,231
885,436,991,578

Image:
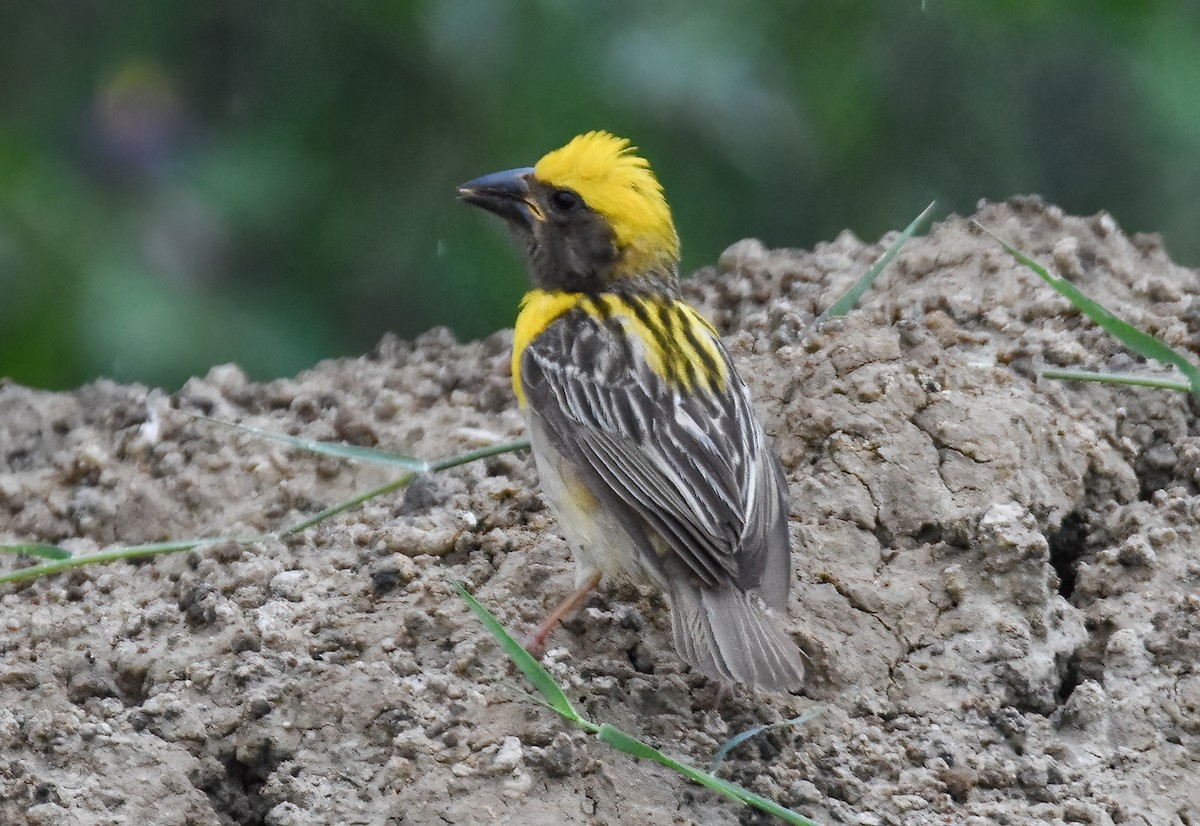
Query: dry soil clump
2,198,1198,825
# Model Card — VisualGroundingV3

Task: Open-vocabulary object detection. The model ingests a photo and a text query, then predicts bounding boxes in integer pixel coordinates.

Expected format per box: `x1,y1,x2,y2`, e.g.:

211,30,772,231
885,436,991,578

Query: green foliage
456,583,823,825
814,201,935,326
455,583,592,728
983,226,1200,394
196,416,433,470
2,544,72,562
710,708,824,774
0,538,247,585
1,5,1199,389
0,433,530,584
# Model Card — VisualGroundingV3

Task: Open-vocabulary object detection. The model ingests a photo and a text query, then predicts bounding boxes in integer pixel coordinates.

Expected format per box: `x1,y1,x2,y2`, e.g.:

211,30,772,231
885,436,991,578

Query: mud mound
2,198,1197,825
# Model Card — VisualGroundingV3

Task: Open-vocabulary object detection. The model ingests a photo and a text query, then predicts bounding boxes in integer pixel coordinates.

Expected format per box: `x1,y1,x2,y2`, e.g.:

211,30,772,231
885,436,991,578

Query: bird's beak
457,167,539,230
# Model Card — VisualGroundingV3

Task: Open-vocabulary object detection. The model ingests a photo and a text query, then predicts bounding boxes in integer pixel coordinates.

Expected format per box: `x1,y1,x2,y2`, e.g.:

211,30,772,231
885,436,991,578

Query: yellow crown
534,131,680,270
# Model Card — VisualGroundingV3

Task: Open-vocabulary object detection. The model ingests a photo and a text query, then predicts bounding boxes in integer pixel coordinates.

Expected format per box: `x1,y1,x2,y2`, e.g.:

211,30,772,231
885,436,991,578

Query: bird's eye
549,189,581,213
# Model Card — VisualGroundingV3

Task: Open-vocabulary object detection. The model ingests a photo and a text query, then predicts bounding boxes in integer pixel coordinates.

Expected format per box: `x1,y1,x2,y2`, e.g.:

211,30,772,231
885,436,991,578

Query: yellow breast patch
512,289,586,407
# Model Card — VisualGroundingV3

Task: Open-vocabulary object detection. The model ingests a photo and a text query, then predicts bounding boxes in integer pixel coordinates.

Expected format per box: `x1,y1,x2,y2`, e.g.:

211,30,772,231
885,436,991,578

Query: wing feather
521,305,784,591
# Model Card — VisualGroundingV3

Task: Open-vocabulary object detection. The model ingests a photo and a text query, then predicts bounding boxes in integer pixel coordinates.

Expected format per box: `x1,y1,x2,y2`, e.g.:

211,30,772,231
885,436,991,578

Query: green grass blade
454,581,590,727
278,440,528,536
430,438,530,472
597,724,821,826
278,472,419,536
0,536,260,585
192,415,432,470
1040,369,1193,392
0,543,72,560
455,586,824,824
978,225,1200,395
814,200,936,326
2,439,530,586
710,708,824,774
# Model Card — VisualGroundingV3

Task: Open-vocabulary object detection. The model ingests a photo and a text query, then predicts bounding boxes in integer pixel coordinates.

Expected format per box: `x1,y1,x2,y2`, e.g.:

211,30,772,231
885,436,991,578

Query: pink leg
522,570,603,658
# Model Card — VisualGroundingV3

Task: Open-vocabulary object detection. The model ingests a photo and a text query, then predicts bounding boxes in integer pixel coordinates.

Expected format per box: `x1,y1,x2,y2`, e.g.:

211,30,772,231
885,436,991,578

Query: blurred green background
2,2,1198,390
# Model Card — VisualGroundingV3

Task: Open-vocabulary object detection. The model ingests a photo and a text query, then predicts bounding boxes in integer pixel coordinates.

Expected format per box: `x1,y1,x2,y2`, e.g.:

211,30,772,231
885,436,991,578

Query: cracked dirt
1,198,1198,824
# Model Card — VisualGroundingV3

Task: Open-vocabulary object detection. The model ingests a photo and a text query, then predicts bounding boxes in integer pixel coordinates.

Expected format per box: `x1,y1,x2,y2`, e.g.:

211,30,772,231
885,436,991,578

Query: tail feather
668,584,805,692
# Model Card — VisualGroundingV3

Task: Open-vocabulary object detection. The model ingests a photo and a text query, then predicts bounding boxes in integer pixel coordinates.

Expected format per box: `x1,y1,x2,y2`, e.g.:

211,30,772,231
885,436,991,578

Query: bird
458,131,805,691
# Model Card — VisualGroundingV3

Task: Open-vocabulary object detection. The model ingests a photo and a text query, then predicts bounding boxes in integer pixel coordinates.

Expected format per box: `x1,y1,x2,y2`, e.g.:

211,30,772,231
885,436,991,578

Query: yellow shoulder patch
533,131,680,274
511,289,585,407
582,295,728,395
511,290,728,410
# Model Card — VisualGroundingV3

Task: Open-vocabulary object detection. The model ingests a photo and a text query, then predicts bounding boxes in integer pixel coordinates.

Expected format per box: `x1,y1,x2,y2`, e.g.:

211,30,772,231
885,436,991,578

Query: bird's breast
512,289,587,407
